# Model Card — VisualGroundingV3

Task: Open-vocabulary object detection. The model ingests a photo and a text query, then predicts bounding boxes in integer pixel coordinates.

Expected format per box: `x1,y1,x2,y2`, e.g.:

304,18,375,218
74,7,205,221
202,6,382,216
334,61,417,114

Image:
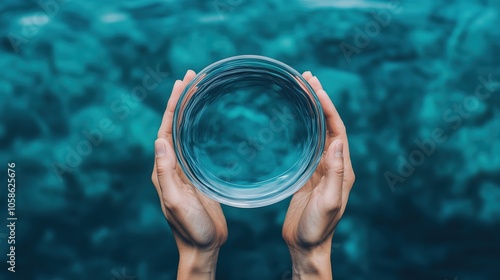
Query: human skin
152,70,228,280
152,70,354,280
282,71,356,280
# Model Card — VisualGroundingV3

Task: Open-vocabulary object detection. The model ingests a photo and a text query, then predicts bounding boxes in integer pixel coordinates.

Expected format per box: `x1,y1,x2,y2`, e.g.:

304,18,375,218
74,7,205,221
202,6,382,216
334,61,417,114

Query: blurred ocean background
1,0,500,279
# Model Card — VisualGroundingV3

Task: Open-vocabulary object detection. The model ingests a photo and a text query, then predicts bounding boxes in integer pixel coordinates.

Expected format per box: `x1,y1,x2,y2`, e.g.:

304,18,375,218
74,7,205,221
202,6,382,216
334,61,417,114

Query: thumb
155,138,176,179
154,138,185,209
324,140,344,188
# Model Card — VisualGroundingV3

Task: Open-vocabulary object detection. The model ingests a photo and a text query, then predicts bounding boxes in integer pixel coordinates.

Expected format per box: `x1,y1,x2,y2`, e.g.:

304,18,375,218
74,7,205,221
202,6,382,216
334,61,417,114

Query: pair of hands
151,70,355,280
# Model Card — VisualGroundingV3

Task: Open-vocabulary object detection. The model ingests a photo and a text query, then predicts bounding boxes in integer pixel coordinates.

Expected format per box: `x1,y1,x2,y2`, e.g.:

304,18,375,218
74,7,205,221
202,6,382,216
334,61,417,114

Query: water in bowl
182,77,312,188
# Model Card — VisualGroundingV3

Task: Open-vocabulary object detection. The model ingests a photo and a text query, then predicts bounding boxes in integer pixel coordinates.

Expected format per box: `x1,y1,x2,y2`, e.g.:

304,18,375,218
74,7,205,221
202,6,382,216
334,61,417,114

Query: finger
297,71,313,94
183,69,196,83
153,78,185,197
306,76,344,136
157,79,185,142
158,70,197,143
316,88,354,170
304,75,342,138
324,140,344,193
302,71,313,80
308,76,323,92
155,138,182,206
307,77,355,207
316,89,345,137
318,89,354,182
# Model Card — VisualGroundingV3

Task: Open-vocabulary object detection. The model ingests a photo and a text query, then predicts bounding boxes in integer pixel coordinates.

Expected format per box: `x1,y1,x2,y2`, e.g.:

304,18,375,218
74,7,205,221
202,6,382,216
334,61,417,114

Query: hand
151,70,228,280
282,72,355,279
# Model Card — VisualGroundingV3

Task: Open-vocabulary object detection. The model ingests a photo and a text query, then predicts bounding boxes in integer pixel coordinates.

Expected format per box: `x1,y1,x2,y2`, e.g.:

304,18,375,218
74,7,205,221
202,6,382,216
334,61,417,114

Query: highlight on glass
173,55,326,208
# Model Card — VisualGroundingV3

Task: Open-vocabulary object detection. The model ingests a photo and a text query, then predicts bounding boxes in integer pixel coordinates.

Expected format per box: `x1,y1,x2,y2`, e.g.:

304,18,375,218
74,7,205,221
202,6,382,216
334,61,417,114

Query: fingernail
173,80,181,88
334,140,343,158
155,139,166,156
304,71,312,76
310,76,319,83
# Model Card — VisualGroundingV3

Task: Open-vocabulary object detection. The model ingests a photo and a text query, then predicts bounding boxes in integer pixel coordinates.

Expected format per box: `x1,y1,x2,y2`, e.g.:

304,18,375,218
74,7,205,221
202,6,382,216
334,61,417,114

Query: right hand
282,72,355,279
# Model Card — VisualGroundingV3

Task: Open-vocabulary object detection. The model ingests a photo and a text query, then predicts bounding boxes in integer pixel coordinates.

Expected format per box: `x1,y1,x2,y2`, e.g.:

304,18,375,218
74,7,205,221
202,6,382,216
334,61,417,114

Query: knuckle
151,171,157,184
334,165,345,177
281,231,287,242
281,230,293,244
219,232,228,245
156,163,168,177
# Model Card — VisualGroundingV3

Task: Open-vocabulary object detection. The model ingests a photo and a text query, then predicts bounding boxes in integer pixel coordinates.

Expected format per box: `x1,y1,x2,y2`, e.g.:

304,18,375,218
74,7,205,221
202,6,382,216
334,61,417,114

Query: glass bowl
172,55,325,208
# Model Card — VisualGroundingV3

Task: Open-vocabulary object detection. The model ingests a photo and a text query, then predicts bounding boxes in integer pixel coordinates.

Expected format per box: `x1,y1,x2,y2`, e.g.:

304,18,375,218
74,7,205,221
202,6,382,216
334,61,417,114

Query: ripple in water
182,74,313,187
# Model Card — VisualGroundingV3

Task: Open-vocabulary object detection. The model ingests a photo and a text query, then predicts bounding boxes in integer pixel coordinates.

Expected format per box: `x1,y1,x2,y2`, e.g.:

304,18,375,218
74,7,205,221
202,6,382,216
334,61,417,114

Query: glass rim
172,55,326,208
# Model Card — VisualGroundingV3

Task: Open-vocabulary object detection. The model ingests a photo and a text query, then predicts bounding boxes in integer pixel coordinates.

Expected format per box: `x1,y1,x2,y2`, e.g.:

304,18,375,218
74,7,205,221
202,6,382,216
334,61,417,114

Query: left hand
152,70,227,280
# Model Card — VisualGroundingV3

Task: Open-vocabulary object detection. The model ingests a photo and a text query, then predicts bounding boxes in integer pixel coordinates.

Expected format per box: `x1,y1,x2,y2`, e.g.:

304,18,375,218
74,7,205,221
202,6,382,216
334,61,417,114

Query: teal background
1,0,499,279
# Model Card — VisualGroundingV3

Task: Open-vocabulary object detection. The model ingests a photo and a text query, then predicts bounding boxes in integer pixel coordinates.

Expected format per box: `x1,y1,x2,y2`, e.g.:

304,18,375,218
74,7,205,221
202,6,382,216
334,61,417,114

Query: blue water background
0,0,499,279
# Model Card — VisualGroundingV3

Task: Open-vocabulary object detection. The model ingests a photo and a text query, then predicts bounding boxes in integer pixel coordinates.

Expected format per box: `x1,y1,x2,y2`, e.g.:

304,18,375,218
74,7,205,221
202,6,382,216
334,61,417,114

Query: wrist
288,246,332,280
178,247,220,280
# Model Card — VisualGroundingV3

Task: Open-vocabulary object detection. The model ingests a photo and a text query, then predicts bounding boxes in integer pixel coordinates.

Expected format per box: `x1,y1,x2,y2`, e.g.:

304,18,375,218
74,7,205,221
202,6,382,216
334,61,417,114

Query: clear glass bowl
173,55,325,208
